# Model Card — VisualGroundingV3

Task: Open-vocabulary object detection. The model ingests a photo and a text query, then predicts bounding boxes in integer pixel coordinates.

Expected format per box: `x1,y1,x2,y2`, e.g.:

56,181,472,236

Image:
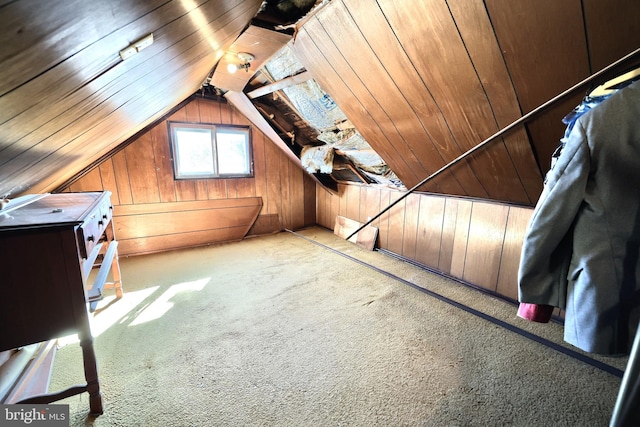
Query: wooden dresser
0,191,123,415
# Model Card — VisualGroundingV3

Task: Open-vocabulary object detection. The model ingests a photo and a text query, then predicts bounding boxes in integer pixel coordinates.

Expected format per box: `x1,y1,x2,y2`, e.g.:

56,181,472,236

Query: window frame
168,121,253,180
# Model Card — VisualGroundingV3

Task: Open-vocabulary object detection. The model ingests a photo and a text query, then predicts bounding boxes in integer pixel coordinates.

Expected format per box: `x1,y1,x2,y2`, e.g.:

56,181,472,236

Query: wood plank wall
292,0,640,207
65,96,316,255
292,0,543,205
317,183,533,302
0,0,264,198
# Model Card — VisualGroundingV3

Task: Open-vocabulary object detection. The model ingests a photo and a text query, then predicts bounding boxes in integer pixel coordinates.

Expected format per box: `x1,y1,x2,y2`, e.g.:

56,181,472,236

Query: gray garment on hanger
518,80,640,355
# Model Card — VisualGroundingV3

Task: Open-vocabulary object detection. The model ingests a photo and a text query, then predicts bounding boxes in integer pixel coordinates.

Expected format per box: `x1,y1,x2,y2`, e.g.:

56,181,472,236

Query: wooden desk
0,191,123,415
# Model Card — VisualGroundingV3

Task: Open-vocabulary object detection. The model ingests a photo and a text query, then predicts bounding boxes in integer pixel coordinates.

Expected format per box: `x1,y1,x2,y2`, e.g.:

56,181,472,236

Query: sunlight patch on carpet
129,278,209,326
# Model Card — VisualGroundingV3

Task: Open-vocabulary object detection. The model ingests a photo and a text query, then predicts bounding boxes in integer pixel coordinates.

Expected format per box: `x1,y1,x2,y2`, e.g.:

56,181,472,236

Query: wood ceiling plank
446,0,542,204
486,0,589,112
0,0,172,96
318,0,470,194
582,0,640,72
293,16,430,191
19,47,226,195
342,0,482,197
236,25,291,51
485,0,590,168
2,1,261,196
0,0,254,157
376,0,527,203
5,51,210,192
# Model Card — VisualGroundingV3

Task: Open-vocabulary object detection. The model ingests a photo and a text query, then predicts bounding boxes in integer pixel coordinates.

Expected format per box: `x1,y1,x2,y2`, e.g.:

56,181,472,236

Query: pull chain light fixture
227,52,255,73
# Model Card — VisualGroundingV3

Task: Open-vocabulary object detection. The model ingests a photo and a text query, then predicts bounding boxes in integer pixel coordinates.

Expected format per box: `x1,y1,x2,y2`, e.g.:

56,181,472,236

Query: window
168,122,253,179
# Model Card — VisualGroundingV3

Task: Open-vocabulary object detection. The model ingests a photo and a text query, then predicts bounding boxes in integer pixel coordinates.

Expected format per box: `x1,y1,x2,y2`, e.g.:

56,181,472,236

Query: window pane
217,129,250,175
175,128,215,176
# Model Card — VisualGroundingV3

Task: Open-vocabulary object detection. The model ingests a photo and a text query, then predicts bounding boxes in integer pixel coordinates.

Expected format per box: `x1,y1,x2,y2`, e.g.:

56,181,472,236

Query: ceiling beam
224,90,336,193
246,70,312,99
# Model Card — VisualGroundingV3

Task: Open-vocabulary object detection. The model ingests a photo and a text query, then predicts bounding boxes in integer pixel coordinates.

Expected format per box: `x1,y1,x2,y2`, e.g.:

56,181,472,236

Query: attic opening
252,0,319,34
249,45,404,190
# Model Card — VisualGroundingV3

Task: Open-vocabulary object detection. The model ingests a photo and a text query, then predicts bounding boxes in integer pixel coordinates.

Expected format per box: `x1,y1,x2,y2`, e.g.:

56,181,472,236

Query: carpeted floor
49,227,628,426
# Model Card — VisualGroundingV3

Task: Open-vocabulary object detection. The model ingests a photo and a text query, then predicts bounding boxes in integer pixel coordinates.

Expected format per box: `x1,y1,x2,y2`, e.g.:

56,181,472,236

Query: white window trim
168,121,253,180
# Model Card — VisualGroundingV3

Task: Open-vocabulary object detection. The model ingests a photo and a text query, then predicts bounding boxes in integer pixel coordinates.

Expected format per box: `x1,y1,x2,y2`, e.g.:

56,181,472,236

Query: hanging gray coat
518,80,640,356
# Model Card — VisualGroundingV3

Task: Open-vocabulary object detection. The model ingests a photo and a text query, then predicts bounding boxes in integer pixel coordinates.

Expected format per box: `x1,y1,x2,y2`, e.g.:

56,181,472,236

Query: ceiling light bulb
227,63,238,74
237,52,255,63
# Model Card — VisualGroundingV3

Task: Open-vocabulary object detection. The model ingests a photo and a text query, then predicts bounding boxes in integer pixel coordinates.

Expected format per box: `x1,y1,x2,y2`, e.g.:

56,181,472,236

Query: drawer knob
98,220,104,226
87,235,95,242
103,214,108,219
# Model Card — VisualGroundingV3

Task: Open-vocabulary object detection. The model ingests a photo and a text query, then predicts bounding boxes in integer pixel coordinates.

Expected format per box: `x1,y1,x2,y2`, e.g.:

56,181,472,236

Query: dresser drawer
76,198,113,259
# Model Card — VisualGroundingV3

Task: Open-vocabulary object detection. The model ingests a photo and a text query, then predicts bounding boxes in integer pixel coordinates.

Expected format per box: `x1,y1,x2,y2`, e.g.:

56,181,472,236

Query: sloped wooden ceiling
290,0,640,205
0,0,263,198
2,0,639,206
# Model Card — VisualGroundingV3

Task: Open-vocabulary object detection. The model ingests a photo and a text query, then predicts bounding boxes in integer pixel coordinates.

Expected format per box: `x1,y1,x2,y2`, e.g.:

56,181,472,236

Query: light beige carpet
49,227,627,426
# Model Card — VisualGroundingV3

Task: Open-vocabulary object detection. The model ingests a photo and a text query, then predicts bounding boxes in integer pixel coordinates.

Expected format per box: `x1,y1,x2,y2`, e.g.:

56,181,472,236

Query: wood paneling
0,0,264,198
118,229,254,257
401,194,420,260
293,0,542,205
150,125,177,202
496,206,532,301
292,19,426,190
325,0,466,195
303,173,316,226
446,0,542,203
449,200,473,280
112,151,133,205
114,198,262,255
484,0,589,173
292,0,640,207
462,202,509,291
377,189,392,250
68,168,102,193
67,97,315,254
3,0,640,223
415,196,445,269
333,215,377,251
318,184,533,301
253,130,268,207
378,0,520,201
278,153,292,228
583,0,640,72
362,187,381,226
344,185,360,220
438,198,458,274
125,133,161,204
386,191,405,256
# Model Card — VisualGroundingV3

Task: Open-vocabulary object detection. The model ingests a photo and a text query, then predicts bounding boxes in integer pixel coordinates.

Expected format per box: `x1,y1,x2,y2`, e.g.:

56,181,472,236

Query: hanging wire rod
346,46,640,241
